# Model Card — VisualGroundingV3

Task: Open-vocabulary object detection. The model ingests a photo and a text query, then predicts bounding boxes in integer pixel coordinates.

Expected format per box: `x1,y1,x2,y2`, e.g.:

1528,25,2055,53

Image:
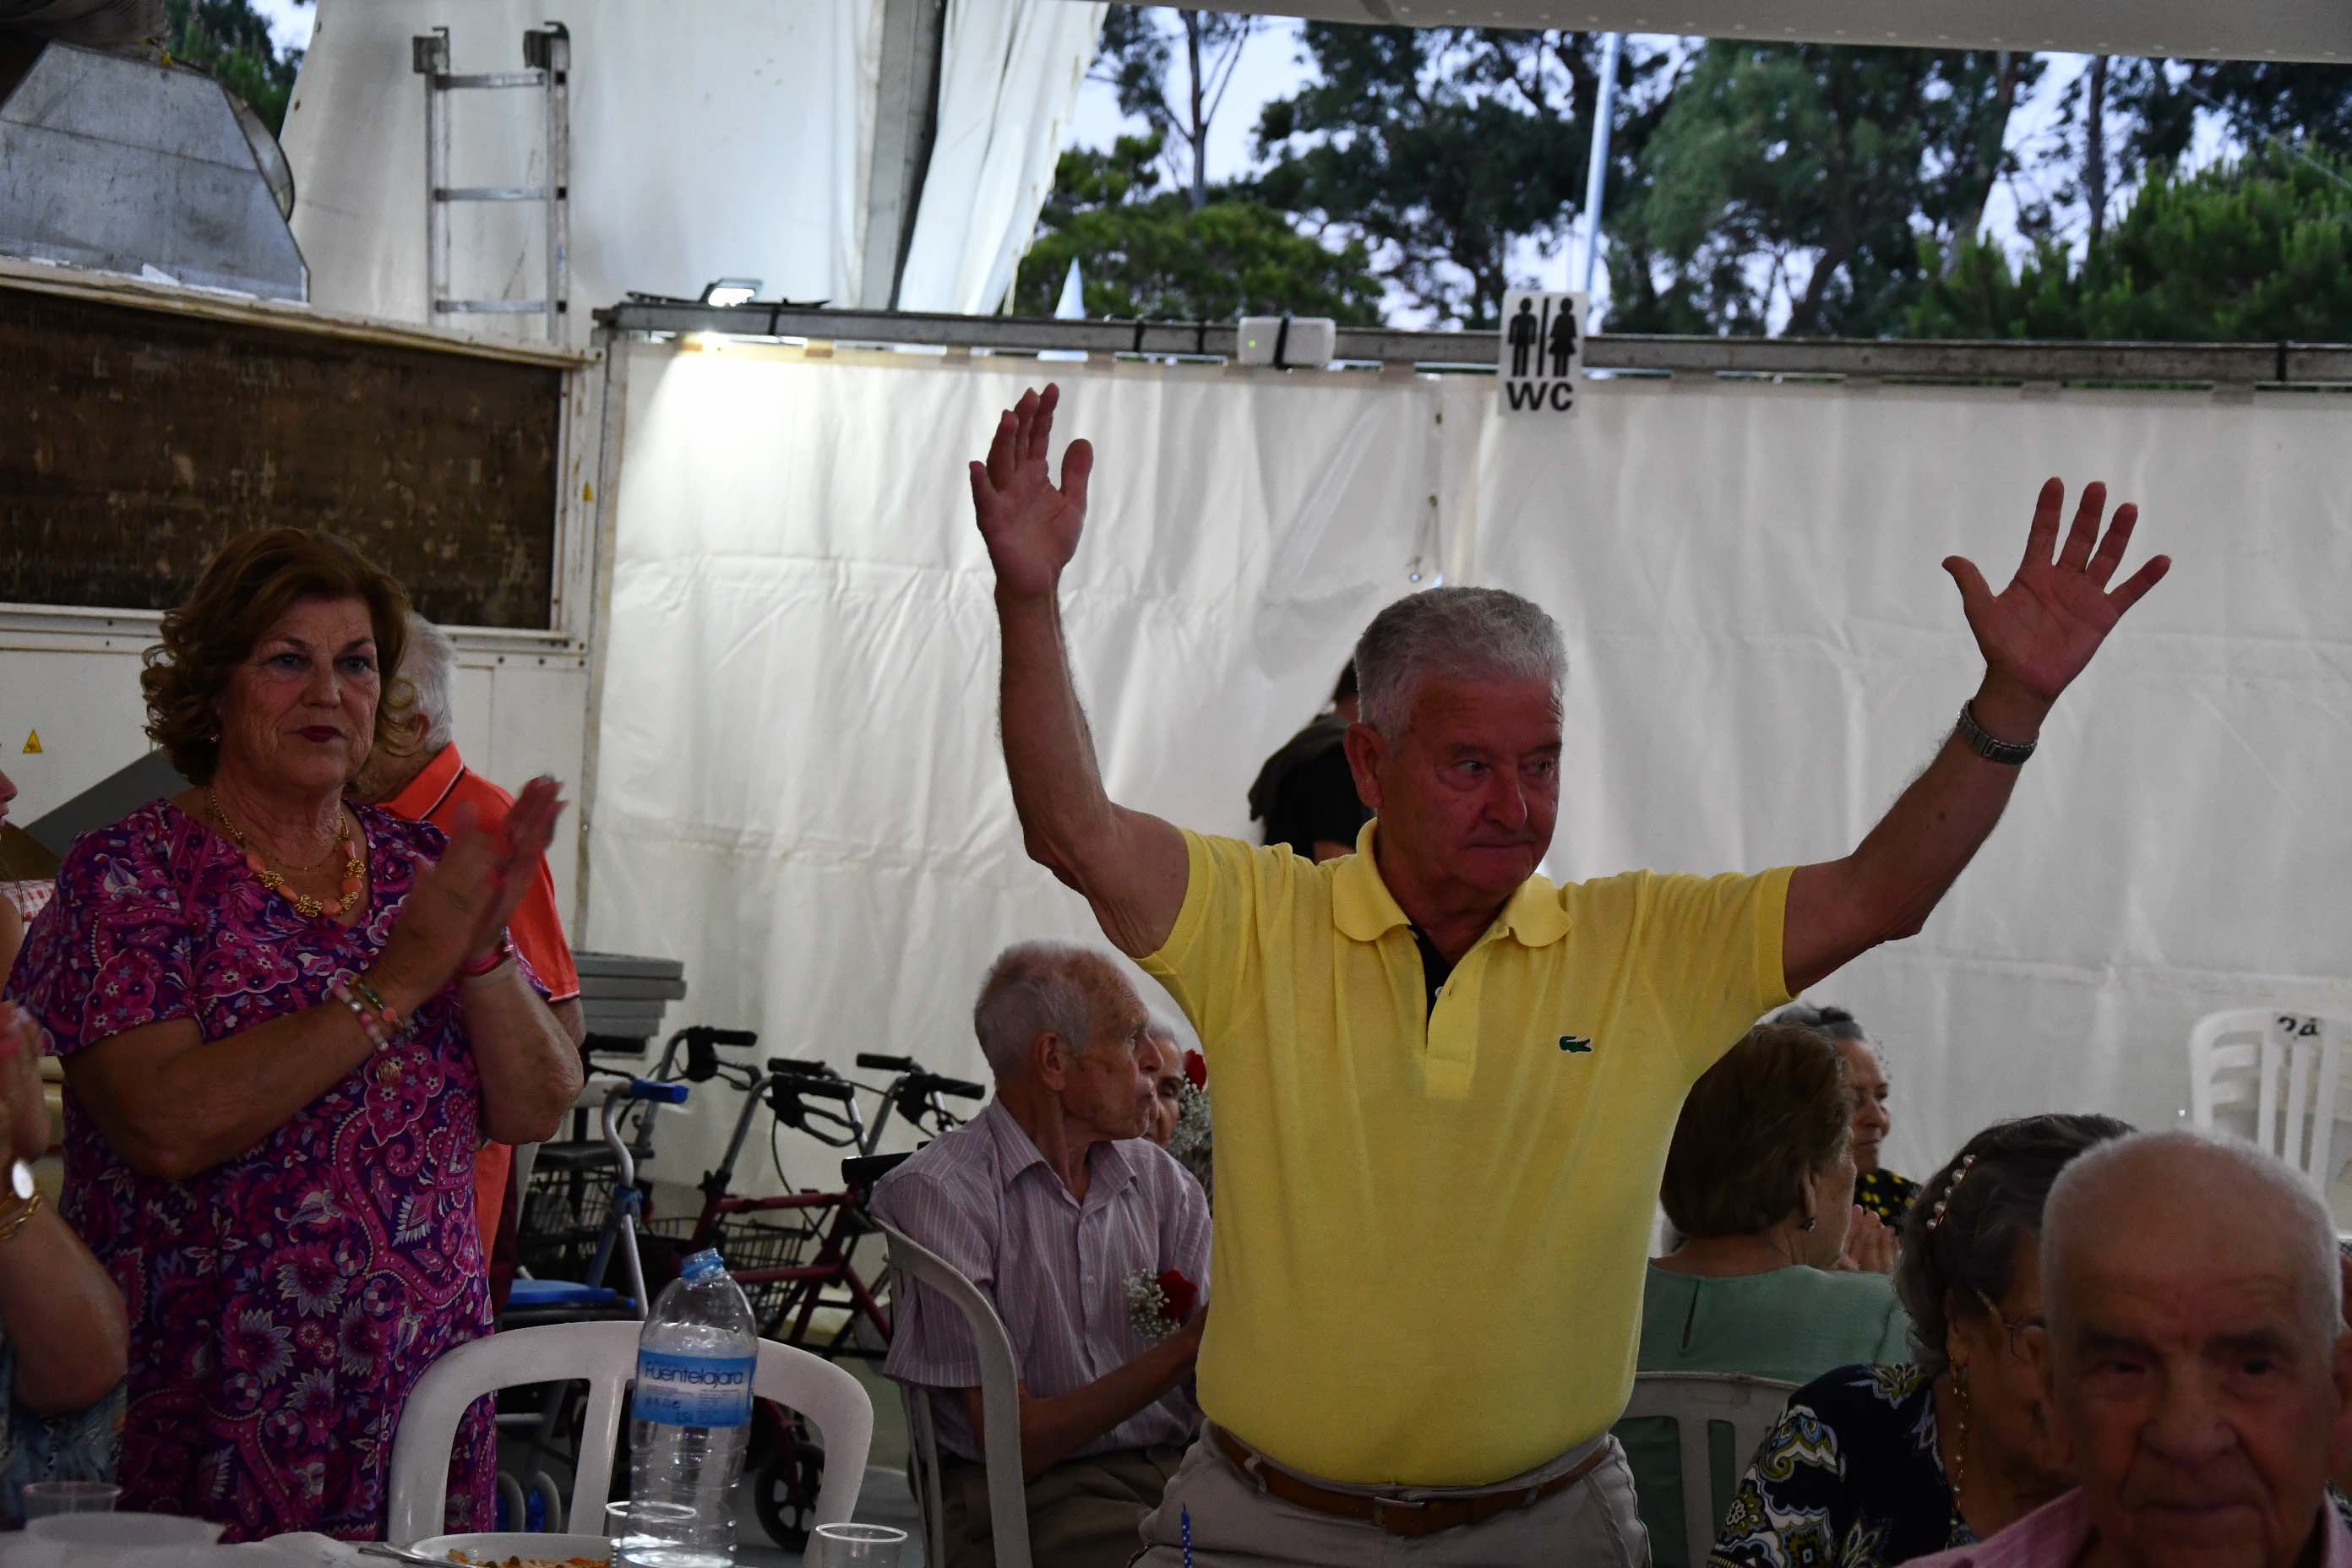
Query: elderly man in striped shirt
872,940,1211,1568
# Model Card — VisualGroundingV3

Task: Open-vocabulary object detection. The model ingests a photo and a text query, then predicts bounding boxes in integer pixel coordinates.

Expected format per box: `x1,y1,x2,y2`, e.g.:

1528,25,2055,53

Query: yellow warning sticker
20,731,41,754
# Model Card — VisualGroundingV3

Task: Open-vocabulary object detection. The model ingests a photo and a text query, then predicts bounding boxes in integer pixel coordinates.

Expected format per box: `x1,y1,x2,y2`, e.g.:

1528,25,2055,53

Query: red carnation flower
1182,1050,1207,1091
1156,1268,1199,1324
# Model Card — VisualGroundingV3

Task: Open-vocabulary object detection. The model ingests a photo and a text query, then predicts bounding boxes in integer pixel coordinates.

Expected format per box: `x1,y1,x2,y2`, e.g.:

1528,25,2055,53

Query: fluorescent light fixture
699,277,762,308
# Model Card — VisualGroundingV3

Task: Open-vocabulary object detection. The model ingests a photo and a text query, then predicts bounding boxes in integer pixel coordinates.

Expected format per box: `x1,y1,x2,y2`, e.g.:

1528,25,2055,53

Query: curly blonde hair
141,529,415,784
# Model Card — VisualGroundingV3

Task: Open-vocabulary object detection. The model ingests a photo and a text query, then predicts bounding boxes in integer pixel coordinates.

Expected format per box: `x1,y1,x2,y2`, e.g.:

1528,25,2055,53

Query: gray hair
1771,1002,1869,1044
2042,1128,2342,1353
1353,587,1567,737
1895,1113,2134,1377
1144,1016,1182,1051
972,940,1105,1081
397,612,459,753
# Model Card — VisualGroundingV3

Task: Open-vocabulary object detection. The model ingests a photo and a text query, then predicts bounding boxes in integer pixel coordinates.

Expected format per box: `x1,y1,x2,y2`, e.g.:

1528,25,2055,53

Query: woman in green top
1614,1021,1908,1568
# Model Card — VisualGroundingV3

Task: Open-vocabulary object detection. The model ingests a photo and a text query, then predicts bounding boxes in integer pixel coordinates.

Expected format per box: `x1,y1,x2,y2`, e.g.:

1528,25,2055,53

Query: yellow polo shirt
1141,820,1792,1487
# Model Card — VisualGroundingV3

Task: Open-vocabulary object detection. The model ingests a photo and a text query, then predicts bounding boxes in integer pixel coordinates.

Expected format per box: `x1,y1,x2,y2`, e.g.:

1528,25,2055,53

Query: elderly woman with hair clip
3,530,583,1541
1708,1113,2132,1568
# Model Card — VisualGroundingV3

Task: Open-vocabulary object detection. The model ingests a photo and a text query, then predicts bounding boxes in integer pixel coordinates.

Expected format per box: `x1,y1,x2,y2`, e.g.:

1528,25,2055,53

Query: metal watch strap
1957,700,2037,765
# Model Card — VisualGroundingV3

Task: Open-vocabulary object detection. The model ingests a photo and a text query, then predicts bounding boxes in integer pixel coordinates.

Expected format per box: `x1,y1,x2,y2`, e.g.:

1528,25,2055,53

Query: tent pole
1579,31,1624,308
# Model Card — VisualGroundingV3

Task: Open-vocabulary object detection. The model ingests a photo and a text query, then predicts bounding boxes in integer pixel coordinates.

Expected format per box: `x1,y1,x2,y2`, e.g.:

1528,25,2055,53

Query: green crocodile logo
1558,1035,1593,1054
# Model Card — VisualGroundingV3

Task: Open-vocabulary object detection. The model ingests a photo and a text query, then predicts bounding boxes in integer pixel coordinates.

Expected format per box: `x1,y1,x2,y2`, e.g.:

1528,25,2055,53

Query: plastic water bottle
626,1248,757,1565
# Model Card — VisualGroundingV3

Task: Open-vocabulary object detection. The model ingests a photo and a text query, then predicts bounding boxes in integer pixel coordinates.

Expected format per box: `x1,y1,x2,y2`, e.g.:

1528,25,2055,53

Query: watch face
8,1160,31,1202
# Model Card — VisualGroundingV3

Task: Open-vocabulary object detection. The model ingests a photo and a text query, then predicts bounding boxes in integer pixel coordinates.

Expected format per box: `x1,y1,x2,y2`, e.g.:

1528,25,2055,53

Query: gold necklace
211,790,368,919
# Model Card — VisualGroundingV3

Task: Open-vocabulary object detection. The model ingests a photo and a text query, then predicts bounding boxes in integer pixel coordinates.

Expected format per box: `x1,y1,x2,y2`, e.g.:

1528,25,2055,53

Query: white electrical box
1236,317,1336,369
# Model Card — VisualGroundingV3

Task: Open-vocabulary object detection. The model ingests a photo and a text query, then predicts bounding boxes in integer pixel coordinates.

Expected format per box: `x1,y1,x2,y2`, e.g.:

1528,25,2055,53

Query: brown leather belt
1210,1427,1606,1539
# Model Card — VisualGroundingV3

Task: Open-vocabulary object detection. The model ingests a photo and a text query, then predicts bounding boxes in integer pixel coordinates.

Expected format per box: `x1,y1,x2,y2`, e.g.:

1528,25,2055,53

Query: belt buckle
1370,1494,1429,1536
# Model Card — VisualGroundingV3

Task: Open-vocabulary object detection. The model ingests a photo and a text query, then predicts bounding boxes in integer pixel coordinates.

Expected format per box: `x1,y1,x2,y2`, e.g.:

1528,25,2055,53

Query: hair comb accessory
1924,1152,1978,1233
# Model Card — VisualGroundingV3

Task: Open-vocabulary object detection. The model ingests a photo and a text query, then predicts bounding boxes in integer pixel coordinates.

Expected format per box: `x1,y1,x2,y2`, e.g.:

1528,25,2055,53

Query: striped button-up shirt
872,1101,1211,1463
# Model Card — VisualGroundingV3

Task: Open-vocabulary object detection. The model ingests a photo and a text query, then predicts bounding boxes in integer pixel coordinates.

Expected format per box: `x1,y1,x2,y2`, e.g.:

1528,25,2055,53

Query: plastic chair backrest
1620,1371,1796,1560
2188,1009,2352,1187
900,1378,949,1568
384,1319,874,1544
874,1218,1032,1568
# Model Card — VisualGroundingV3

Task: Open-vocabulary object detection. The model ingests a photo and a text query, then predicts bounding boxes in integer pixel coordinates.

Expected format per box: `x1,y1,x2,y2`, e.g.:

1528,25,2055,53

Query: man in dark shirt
1246,665,1370,862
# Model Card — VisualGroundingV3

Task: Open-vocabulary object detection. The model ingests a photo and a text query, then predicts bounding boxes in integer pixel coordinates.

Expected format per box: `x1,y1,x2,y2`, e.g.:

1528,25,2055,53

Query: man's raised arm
1783,478,2171,994
972,384,1189,958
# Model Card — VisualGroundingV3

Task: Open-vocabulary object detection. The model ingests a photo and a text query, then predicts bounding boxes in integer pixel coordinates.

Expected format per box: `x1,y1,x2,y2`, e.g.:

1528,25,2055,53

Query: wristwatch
1956,700,2038,765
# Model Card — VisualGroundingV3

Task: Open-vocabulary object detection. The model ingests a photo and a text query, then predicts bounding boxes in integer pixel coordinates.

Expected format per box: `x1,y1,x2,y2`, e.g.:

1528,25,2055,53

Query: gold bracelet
0,1186,45,1245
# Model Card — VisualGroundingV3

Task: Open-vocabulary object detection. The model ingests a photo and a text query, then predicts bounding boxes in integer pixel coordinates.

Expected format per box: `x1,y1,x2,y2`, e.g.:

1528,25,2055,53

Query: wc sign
1500,289,1585,415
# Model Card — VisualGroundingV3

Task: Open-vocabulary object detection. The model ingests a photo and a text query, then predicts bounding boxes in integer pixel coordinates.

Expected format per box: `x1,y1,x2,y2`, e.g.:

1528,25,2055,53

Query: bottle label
635,1349,756,1428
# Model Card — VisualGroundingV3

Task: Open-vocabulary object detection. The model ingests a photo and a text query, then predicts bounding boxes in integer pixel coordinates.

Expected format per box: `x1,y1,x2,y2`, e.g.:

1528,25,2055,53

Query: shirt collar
382,742,467,823
1330,819,1571,950
980,1100,1140,1203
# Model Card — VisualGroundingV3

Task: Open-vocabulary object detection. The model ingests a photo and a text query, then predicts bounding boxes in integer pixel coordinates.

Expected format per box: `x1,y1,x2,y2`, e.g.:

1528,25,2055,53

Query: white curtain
895,0,1105,313
586,346,1435,1184
1455,375,2352,1184
585,347,2352,1195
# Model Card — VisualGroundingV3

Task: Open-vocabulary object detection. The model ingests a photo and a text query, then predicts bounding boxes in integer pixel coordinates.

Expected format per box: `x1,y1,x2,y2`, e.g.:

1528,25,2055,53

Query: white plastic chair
874,1217,1032,1568
1620,1371,1796,1562
383,1319,874,1545
2188,1009,2352,1190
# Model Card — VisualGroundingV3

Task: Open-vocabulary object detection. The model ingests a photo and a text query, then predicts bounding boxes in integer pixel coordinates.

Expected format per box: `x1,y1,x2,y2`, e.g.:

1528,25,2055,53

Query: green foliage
1908,147,2352,340
1251,26,1634,327
2121,61,2352,168
1604,42,2039,336
1014,134,1386,324
165,0,303,137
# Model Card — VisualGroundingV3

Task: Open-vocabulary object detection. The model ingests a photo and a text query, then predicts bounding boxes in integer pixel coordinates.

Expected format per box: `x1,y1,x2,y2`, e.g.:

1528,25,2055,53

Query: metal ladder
411,23,571,341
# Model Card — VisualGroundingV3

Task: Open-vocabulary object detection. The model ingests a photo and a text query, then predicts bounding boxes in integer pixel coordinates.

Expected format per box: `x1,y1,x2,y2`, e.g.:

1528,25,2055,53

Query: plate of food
406,1533,611,1567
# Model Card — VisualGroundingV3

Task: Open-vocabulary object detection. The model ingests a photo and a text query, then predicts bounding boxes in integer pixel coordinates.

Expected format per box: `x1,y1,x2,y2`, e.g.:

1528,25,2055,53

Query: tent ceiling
1178,0,2348,63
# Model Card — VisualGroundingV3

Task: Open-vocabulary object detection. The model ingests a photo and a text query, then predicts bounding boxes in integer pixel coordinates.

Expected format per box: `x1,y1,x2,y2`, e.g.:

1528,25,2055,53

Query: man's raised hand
969,384,1093,602
1942,478,2170,722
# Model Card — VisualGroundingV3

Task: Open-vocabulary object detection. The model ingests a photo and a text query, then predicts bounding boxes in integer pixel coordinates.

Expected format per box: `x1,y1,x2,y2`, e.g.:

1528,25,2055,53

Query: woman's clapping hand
1838,1206,1899,1274
376,777,567,1004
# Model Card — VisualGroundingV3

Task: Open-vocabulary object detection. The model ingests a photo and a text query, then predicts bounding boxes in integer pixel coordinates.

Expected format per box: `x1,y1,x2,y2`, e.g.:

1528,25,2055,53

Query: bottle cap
682,1247,727,1282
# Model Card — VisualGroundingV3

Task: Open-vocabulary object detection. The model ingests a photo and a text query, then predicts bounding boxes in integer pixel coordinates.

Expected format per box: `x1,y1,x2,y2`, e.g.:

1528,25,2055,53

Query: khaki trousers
1129,1429,1650,1567
935,1444,1184,1568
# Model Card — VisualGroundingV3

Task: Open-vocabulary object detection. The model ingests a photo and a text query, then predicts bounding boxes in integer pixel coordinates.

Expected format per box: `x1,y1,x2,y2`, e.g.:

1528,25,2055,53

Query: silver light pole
1579,31,1624,308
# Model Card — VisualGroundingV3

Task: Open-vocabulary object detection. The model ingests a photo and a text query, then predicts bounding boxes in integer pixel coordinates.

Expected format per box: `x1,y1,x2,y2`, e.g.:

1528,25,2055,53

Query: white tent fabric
1451,376,2352,1181
280,0,1096,344
893,0,1105,313
587,345,1430,1182
587,347,2352,1194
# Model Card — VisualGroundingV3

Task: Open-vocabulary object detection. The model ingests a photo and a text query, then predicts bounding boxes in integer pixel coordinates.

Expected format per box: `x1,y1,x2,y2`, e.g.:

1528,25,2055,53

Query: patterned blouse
0,1341,125,1527
1855,1169,1921,1226
5,800,513,1543
1711,1363,1968,1568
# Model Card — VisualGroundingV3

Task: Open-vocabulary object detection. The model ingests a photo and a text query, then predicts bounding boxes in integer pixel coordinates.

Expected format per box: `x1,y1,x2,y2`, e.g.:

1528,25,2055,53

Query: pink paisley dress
5,799,502,1542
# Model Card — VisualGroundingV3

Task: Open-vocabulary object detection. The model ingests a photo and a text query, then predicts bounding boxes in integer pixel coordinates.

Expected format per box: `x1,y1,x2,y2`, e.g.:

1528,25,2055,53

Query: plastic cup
19,1482,122,1518
809,1522,909,1566
606,1499,722,1568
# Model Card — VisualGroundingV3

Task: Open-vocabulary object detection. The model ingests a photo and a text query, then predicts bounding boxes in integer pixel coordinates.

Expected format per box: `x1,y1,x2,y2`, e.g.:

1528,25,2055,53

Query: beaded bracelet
330,980,392,1052
350,977,403,1033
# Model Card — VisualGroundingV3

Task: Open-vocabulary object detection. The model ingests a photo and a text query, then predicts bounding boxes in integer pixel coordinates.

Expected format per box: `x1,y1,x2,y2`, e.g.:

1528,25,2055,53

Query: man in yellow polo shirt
963,384,2170,1562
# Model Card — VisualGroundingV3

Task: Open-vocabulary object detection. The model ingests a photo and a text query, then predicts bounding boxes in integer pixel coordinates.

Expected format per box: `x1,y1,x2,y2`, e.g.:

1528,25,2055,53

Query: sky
251,0,313,53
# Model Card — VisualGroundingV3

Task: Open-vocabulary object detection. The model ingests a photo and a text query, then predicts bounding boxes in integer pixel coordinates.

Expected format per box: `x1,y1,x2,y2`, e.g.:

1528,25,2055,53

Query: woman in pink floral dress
4,531,585,1541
